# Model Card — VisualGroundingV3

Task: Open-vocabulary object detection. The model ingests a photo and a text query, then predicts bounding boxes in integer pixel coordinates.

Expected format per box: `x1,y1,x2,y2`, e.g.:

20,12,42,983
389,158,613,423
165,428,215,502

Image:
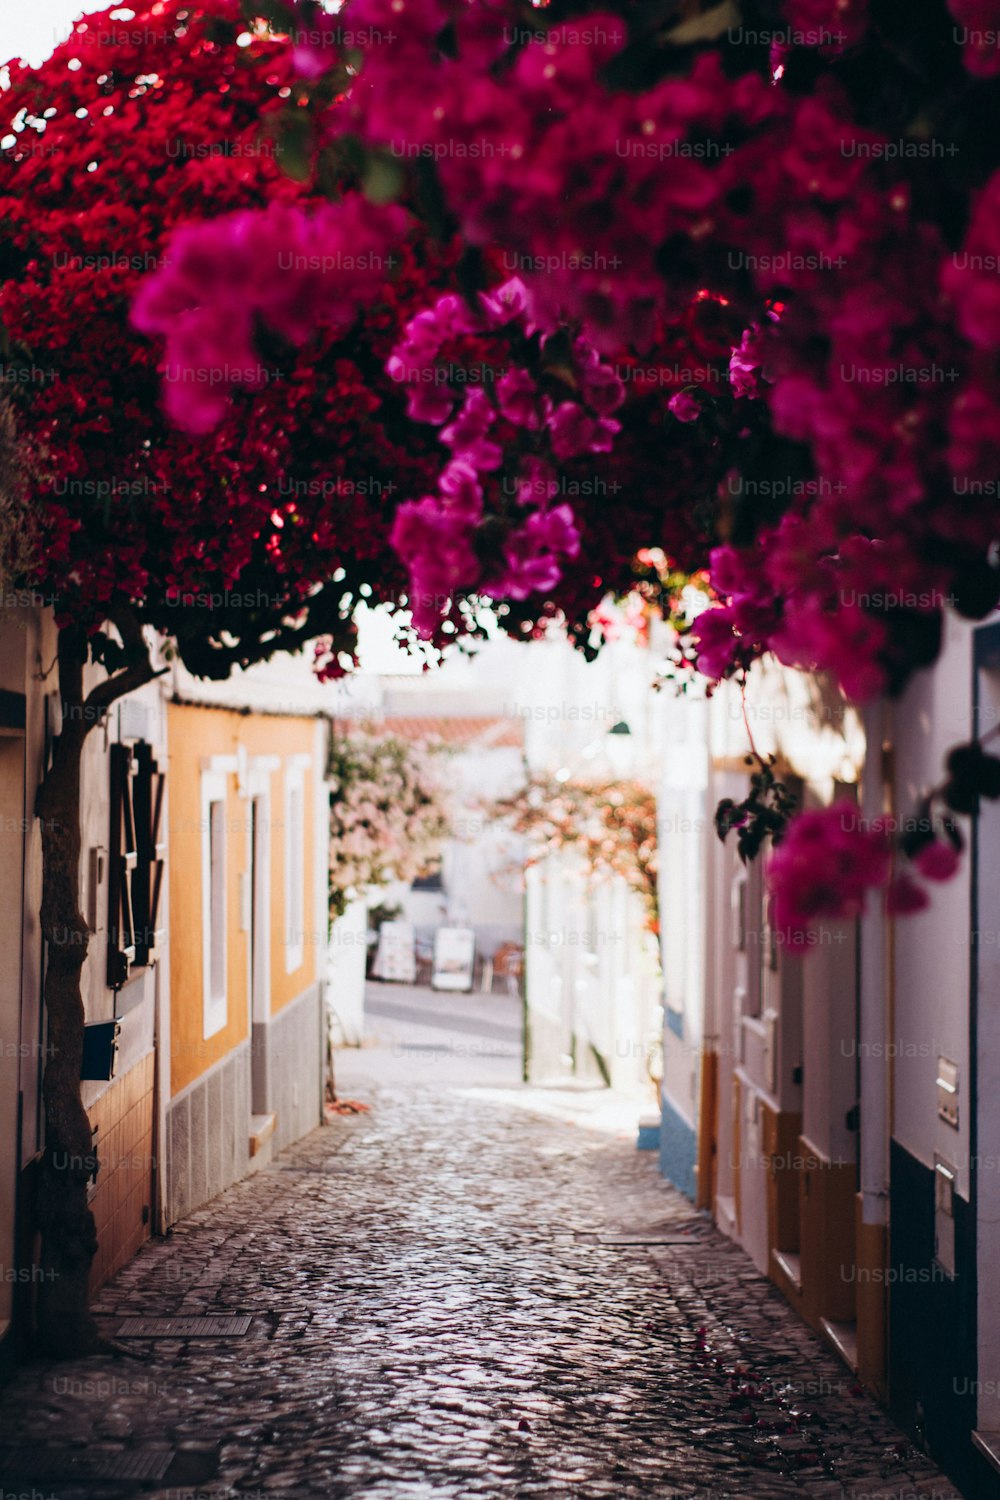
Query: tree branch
84,659,166,718
83,604,165,718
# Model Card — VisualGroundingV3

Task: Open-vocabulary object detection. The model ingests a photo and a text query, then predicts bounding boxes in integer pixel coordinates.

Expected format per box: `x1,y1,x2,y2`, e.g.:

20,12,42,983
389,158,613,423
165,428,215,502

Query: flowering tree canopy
0,0,453,675
134,0,1000,698
491,771,660,933
322,0,1000,696
6,0,998,952
2,0,737,671
124,0,998,939
328,729,451,917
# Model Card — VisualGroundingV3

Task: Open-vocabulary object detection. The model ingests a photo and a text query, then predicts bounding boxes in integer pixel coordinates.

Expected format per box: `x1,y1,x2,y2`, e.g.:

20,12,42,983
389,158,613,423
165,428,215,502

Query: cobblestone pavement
0,996,964,1500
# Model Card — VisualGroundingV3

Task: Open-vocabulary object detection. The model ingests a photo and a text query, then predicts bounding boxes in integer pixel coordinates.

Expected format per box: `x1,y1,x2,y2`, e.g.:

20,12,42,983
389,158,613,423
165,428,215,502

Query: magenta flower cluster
768,803,891,947
329,0,1000,711
386,278,625,633
125,0,1000,943
131,197,408,432
767,801,961,946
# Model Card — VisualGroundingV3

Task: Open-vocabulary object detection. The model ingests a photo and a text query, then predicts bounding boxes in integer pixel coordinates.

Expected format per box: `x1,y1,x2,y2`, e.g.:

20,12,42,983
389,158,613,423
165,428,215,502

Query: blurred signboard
372,920,416,983
432,927,475,992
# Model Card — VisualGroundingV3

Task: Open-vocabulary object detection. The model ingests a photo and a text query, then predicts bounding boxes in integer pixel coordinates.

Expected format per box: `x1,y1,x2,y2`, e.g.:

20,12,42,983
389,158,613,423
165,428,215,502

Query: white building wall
515,626,662,1097
438,744,524,939
892,614,974,1202
79,665,167,1111
799,922,858,1165
327,896,372,1047
658,685,709,1188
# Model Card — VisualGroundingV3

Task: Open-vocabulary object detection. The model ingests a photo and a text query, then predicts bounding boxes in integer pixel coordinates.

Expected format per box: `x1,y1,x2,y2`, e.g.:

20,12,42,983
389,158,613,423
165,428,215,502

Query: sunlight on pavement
458,1084,650,1141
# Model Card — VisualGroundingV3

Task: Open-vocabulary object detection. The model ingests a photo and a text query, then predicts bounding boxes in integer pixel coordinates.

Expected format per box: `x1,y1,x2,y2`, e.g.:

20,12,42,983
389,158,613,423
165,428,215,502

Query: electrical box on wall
934,1156,956,1278
735,988,747,1066
81,1019,120,1082
936,1057,959,1129
764,1009,777,1095
745,1087,760,1161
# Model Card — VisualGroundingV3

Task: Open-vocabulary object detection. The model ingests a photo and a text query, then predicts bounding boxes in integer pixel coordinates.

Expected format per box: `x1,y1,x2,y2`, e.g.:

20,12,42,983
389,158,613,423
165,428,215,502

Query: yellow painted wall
167,703,320,1097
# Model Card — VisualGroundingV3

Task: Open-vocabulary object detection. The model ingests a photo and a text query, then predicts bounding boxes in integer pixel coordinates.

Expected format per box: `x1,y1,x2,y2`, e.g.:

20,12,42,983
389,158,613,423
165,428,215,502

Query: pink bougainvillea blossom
768,803,891,946
913,839,962,883
386,280,626,631
132,197,409,432
668,391,702,424
947,0,1000,76
886,872,931,916
782,0,870,51
491,505,582,601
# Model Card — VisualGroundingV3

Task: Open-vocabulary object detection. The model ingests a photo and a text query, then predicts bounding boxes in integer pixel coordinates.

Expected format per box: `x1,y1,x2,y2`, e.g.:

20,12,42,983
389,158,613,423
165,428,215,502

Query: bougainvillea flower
768,803,891,946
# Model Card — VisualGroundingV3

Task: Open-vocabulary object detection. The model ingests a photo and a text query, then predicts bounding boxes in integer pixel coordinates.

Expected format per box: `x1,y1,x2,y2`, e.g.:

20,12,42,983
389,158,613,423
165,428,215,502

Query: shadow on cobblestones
0,1036,967,1500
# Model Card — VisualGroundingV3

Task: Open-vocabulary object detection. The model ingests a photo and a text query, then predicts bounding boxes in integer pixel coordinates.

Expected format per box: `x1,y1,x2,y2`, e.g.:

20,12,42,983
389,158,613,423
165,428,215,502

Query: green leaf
540,328,574,371
664,0,740,46
362,154,406,206
714,796,737,841
274,113,313,183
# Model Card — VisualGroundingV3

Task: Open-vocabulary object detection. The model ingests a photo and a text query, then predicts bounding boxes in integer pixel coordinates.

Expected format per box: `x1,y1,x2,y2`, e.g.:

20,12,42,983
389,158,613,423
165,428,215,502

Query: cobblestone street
0,992,964,1500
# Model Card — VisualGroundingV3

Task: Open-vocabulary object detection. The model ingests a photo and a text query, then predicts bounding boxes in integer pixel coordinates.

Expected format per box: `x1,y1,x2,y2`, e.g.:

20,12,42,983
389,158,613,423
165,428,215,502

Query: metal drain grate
114,1314,252,1337
589,1223,711,1247
0,1446,174,1481
279,1162,350,1174
598,1234,707,1246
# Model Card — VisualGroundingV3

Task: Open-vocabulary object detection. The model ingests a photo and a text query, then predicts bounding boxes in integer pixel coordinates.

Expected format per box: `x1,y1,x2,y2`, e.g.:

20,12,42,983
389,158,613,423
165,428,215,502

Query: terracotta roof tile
380,715,524,748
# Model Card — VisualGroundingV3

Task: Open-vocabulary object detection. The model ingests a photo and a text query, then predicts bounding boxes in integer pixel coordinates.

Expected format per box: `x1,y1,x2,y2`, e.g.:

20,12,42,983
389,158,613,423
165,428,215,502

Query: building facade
656,615,1000,1497
0,602,168,1368
0,617,332,1368
161,668,330,1226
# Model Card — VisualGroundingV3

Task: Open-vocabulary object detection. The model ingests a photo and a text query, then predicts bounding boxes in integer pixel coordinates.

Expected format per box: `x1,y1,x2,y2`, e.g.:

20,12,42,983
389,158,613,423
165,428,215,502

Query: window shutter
133,742,166,967
107,743,138,989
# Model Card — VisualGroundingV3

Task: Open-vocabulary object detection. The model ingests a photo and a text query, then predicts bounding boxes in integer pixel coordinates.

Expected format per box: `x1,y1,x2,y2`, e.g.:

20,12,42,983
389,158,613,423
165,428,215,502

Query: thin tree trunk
35,632,97,1354
33,620,155,1357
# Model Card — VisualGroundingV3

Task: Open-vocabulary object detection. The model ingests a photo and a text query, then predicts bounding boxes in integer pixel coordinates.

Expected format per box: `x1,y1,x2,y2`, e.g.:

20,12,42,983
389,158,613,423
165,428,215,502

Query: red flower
913,840,962,883
768,803,891,947
886,873,931,915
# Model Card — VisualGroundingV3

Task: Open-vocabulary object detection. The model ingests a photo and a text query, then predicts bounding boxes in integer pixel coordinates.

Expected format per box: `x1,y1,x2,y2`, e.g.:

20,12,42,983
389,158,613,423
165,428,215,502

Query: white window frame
245,759,278,1026
283,755,311,975
201,765,231,1039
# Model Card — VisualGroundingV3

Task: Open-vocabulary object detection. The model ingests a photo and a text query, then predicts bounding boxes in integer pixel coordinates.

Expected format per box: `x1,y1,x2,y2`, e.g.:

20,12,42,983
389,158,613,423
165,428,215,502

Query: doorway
0,734,26,1341
972,622,1000,1452
247,779,272,1118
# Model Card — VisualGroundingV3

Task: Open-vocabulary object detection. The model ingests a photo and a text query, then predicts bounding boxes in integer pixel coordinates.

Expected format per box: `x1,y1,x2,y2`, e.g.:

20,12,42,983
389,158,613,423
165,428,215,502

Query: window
284,757,309,974
201,768,228,1038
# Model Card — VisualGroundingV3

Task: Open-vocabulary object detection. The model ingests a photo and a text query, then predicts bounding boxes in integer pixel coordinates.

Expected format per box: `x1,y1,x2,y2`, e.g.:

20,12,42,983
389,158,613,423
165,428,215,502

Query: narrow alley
0,994,960,1500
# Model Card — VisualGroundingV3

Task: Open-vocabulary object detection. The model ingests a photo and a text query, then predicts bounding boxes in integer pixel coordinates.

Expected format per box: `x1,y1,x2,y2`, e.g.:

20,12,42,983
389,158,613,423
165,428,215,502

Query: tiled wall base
165,983,323,1226
166,1043,251,1227
87,1050,155,1294
270,982,323,1153
659,1091,697,1201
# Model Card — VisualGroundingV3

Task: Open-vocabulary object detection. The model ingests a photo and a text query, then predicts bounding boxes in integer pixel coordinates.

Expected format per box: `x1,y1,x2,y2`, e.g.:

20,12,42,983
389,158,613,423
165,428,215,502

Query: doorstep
973,1430,1000,1476
771,1248,803,1297
249,1113,277,1157
715,1193,738,1239
821,1316,859,1373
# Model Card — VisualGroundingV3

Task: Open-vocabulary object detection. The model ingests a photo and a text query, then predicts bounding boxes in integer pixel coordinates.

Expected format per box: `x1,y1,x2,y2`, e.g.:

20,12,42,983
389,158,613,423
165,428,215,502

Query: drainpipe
154,662,176,1234
859,699,890,1225
857,699,895,1399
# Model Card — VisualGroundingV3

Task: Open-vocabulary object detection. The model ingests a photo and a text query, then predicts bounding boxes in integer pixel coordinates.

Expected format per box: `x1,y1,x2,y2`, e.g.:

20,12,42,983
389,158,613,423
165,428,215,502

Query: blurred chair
491,942,524,996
